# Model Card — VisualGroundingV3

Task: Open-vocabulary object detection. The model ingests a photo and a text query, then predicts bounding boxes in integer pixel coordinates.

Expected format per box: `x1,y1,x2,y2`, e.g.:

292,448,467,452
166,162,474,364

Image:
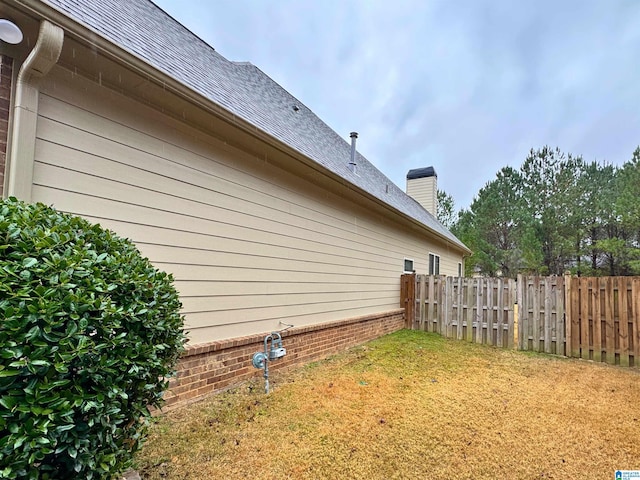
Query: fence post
445,276,454,338
592,277,601,363
486,278,494,346
465,278,475,342
543,277,553,353
418,274,426,331
516,274,523,350
571,275,582,359
555,276,565,357
604,278,616,364
427,276,435,332
475,277,484,344
563,273,572,357
456,276,464,340
496,278,504,348
507,278,518,348
634,278,640,365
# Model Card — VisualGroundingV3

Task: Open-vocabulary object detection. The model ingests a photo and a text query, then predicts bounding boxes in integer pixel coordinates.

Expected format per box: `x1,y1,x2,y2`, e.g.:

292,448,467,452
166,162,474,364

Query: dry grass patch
137,330,640,479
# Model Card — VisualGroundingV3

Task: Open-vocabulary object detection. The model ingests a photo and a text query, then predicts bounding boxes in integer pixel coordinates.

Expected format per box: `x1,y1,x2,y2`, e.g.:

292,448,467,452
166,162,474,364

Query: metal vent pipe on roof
349,132,358,174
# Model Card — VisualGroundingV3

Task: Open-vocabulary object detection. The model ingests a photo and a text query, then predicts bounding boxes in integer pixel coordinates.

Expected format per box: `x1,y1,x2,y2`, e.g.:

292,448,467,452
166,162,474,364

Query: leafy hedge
0,198,185,479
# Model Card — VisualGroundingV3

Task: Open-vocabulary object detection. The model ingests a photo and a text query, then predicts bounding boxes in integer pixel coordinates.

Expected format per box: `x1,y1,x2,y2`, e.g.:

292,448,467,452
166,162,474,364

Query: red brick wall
0,55,13,198
163,309,406,409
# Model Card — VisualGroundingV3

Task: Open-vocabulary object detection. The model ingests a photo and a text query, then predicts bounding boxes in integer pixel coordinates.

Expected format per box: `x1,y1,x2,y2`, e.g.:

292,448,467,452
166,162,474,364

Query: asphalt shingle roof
42,0,468,252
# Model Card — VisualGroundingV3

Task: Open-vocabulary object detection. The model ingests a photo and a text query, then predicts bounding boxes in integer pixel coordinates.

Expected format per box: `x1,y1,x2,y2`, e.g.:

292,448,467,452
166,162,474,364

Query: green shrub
0,198,186,479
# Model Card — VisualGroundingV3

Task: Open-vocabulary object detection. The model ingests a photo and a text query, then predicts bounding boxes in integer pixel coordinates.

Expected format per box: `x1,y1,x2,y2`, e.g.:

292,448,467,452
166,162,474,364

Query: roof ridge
144,0,226,60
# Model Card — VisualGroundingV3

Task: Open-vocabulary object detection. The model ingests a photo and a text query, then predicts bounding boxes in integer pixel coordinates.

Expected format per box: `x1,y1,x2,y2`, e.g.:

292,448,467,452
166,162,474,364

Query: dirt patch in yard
136,330,640,479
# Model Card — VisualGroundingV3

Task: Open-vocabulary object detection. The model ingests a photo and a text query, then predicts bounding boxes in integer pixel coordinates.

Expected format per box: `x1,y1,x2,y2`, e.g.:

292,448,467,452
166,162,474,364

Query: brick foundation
163,309,406,410
0,55,13,198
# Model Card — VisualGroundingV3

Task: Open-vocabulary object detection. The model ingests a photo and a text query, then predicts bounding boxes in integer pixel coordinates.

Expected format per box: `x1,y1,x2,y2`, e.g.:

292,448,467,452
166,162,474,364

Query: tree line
438,146,640,278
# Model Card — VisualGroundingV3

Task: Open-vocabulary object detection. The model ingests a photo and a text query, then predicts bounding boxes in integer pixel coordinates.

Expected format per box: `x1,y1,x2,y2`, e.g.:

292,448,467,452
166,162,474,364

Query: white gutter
7,19,63,201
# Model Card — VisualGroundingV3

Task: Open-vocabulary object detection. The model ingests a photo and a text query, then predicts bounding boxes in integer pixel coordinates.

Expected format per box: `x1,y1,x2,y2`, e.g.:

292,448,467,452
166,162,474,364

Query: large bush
0,198,185,479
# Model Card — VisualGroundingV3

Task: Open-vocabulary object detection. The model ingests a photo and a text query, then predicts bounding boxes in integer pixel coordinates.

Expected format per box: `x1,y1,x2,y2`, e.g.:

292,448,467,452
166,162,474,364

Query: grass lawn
136,330,640,479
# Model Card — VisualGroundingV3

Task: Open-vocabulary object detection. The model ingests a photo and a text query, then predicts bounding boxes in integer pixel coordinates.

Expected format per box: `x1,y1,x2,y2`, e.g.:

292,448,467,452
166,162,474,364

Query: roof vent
348,132,358,174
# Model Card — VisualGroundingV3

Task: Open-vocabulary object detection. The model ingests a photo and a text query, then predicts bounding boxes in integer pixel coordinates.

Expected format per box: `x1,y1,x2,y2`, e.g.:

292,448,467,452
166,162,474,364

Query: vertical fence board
427,276,435,333
564,274,572,357
604,278,615,365
439,276,445,335
432,275,439,333
418,274,426,331
580,278,591,360
618,278,630,367
496,278,504,348
486,279,494,345
556,276,565,356
443,277,452,338
475,278,484,343
437,276,444,336
556,278,561,355
517,275,524,350
456,277,464,340
465,279,475,342
507,280,515,349
570,278,581,358
544,277,552,353
591,279,602,363
631,278,640,367
439,276,445,336
533,277,541,352
631,277,640,367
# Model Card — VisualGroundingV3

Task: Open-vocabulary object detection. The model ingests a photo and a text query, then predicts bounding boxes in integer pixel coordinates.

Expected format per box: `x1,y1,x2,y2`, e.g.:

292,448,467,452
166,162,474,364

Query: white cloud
153,0,640,210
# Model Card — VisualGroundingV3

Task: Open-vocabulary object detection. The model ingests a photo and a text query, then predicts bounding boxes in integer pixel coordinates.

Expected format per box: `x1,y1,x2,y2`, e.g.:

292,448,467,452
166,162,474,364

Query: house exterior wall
30,64,464,345
0,55,13,198
406,175,437,216
165,310,405,409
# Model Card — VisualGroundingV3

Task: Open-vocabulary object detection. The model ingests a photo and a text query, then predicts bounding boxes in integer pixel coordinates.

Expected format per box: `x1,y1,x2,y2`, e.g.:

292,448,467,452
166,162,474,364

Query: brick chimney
406,166,437,216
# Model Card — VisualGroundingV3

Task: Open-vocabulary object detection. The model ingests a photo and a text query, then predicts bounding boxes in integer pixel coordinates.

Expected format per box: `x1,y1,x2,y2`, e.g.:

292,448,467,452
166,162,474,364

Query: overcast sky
151,0,640,211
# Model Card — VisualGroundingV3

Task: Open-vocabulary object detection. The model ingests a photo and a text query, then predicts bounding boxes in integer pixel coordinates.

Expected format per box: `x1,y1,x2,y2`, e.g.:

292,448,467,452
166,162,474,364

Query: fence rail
400,273,639,367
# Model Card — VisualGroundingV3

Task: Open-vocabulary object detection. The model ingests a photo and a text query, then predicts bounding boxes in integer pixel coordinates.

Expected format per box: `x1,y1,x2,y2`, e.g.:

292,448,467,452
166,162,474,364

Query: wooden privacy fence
567,276,640,367
400,274,640,366
408,275,517,348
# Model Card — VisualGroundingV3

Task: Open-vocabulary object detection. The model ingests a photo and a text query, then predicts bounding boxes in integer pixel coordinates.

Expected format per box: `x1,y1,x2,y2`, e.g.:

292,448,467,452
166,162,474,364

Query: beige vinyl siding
438,254,461,276
32,65,462,343
406,176,437,216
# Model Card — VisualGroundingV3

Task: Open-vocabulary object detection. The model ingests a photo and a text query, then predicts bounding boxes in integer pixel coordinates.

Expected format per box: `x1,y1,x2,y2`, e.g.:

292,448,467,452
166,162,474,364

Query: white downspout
6,19,63,202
